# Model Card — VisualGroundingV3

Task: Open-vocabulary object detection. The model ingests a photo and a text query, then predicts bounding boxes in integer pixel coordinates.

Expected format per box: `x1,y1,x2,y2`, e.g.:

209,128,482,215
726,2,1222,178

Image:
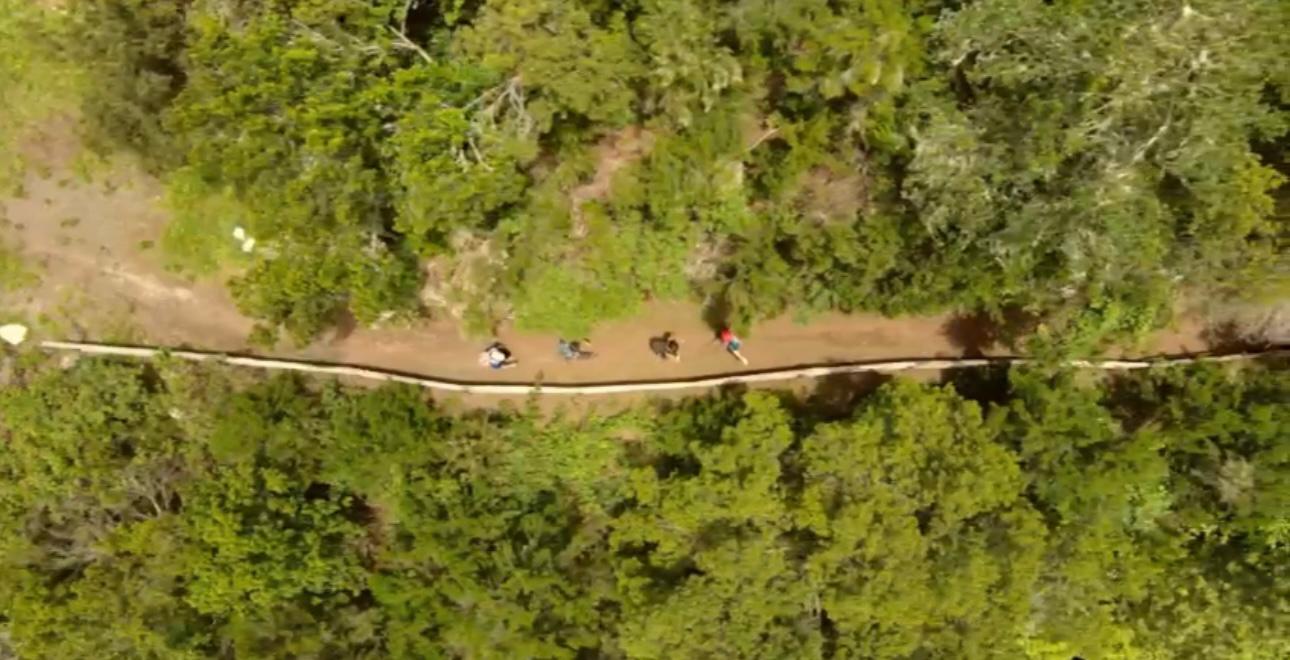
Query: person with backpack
479,342,518,369
557,338,595,361
649,332,682,362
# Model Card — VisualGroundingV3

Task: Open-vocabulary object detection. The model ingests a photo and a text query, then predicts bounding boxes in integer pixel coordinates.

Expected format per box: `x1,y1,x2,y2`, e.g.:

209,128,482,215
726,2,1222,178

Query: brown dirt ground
570,126,655,207
0,153,1250,409
567,126,655,238
0,155,253,347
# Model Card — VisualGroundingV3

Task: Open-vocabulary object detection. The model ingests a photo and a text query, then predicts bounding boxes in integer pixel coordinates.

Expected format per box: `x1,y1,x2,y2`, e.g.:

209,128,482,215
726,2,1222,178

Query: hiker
479,342,518,370
557,338,594,361
649,332,682,362
718,327,749,365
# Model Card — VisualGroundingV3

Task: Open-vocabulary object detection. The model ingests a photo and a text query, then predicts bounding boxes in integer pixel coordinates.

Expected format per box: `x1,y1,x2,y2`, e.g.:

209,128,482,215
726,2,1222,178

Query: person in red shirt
718,327,748,365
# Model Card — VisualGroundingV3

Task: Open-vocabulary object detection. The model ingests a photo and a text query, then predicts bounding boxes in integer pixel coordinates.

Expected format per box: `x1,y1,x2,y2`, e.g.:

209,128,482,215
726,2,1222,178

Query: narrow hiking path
0,155,1242,392
41,339,1290,397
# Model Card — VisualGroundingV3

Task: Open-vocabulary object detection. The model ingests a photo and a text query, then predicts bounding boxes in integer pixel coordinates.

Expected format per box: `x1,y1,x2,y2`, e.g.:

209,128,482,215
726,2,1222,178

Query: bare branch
746,127,779,152
464,77,535,148
1131,116,1172,164
292,20,344,51
387,26,434,66
467,136,493,171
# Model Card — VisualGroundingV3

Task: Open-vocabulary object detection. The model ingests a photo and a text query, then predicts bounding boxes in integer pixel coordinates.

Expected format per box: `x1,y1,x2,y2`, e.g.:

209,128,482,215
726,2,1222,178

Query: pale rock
0,324,28,346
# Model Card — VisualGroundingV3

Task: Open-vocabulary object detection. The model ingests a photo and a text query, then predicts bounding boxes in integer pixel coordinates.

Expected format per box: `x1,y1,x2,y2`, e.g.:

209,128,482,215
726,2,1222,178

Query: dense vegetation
0,356,1285,658
13,0,1281,346
4,4,1287,657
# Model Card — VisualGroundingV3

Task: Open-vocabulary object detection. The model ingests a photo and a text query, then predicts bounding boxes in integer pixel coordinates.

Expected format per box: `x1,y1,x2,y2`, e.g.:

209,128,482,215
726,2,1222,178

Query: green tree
1,356,1288,657
893,0,1289,347
611,393,815,658
799,381,1044,657
66,0,189,168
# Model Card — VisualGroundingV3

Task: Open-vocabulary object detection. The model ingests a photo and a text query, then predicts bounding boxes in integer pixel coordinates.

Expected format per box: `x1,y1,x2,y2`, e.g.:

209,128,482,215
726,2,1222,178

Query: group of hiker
480,328,747,370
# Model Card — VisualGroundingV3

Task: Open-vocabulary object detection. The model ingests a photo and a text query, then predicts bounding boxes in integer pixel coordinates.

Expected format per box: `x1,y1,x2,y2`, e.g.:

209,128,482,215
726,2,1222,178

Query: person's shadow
701,293,733,339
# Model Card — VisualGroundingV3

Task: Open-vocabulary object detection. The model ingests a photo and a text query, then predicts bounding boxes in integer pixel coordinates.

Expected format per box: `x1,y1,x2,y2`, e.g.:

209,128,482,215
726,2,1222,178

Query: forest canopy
0,357,1286,657
4,3,1289,657
30,0,1288,346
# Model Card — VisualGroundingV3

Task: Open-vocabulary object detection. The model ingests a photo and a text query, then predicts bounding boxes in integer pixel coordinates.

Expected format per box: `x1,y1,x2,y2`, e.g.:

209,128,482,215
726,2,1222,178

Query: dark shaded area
69,0,193,171
325,308,359,343
714,382,749,400
800,371,892,420
941,311,999,358
1103,371,1165,433
941,307,1040,356
1202,320,1269,354
402,0,486,46
304,482,331,501
700,293,733,335
941,364,1013,408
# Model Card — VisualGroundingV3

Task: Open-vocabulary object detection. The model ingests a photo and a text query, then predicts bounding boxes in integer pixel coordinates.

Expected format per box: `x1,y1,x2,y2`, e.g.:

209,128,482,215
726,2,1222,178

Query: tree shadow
402,0,479,40
941,312,999,358
701,293,733,336
716,382,749,399
940,364,1013,408
324,307,359,344
797,371,893,421
941,307,1039,356
1201,320,1268,354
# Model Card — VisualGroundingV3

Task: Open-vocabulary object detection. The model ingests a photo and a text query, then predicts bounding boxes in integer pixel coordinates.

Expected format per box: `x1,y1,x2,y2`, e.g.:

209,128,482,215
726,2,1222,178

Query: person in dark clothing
649,332,682,362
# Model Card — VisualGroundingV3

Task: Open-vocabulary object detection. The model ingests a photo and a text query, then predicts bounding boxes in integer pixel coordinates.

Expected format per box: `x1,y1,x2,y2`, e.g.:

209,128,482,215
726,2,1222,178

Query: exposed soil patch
1204,302,1290,350
796,166,868,223
568,126,655,237
0,160,253,347
418,230,506,325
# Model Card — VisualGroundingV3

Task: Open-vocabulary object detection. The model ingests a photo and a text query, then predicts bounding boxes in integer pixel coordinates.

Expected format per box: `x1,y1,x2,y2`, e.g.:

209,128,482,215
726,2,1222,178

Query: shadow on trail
701,293,733,336
941,312,999,358
1202,319,1271,354
941,308,1039,357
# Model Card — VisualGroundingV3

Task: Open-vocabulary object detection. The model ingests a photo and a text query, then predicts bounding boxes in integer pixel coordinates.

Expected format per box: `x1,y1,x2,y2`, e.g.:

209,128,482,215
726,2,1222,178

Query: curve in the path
40,340,1290,396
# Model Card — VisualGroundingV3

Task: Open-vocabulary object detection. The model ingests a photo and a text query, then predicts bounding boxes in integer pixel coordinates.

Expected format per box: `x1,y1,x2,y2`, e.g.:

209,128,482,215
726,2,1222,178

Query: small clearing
568,126,655,237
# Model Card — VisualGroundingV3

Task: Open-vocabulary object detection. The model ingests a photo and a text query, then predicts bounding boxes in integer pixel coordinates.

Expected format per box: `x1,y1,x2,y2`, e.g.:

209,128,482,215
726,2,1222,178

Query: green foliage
633,0,742,127
66,0,188,169
799,382,1041,657
386,71,533,254
891,0,1289,348
453,1,644,131
232,236,419,346
0,1,81,193
159,168,254,276
0,240,39,292
727,0,925,107
2,358,1286,657
46,0,1290,346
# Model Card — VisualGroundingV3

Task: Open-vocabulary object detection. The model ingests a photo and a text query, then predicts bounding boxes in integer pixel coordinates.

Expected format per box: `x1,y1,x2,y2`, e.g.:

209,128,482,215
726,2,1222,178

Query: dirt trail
0,161,1227,395
1,166,253,346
